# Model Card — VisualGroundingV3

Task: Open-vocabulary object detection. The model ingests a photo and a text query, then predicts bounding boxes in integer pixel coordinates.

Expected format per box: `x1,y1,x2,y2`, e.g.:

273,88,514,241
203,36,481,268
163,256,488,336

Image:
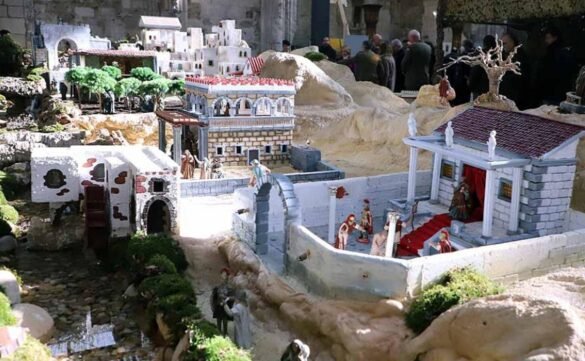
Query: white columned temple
407,147,418,203
430,153,443,203
482,169,497,238
328,187,337,245
172,126,183,164
508,167,523,234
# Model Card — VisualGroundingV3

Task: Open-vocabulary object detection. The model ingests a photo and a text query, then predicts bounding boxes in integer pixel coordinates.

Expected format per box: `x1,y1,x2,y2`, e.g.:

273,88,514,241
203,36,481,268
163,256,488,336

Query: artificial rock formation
12,303,55,342
0,77,45,97
27,216,84,251
0,270,21,304
0,130,84,167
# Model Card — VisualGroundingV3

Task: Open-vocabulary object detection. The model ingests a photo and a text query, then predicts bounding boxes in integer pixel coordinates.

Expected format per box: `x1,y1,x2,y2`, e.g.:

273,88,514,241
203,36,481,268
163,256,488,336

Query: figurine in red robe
357,199,373,244
334,214,364,250
439,75,456,106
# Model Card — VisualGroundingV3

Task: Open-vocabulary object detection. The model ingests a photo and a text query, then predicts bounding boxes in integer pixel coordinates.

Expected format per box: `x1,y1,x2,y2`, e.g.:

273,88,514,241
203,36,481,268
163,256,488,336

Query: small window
264,145,272,154
280,144,288,153
226,66,230,73
498,179,513,202
216,146,224,156
440,160,455,180
235,145,243,155
153,180,164,193
208,60,214,66
236,65,240,71
44,169,66,189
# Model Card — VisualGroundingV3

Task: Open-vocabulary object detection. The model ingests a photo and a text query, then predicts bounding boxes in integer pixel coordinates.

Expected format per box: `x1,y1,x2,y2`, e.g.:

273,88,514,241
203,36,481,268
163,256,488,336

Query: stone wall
208,129,293,166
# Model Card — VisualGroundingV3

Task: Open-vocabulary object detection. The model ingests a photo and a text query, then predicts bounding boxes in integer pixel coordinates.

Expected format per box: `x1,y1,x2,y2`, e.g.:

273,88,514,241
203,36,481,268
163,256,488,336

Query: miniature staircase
396,214,452,257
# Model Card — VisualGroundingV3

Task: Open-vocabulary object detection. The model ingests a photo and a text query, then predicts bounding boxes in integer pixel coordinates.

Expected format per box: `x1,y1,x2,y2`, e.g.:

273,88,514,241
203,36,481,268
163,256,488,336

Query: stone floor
6,246,155,360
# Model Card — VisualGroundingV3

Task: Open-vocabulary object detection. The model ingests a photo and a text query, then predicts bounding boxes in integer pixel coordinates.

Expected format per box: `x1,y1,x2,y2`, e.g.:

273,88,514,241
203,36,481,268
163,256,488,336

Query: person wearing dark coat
319,37,338,61
443,40,474,105
401,30,432,91
377,42,396,90
536,26,578,106
469,35,496,100
391,39,406,92
499,32,531,109
353,40,380,83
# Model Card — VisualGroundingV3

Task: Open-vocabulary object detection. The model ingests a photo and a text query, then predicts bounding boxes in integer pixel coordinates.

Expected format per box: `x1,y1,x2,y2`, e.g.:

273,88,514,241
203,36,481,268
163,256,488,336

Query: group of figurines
210,268,311,360
180,150,224,180
334,199,453,256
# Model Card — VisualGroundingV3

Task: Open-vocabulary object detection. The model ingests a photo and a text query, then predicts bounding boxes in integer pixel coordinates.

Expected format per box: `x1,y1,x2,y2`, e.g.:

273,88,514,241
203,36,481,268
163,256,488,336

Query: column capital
387,211,400,222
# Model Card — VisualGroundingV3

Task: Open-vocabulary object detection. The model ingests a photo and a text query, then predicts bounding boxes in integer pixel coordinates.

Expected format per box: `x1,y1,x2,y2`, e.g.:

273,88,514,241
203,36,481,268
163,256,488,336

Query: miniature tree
131,67,160,82
65,67,89,108
438,39,522,104
115,77,142,110
139,78,171,112
101,65,122,80
81,69,117,111
169,78,185,96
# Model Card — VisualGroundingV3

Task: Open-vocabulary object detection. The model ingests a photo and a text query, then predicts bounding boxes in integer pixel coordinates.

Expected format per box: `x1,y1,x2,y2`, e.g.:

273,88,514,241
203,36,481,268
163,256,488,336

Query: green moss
0,293,16,327
146,254,178,274
405,268,503,334
4,335,52,361
0,205,19,224
38,123,65,133
128,232,188,272
305,51,327,62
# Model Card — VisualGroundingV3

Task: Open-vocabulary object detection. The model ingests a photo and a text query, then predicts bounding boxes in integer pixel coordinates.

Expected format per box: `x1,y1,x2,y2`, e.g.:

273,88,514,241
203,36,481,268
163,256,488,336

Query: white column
172,126,182,164
407,147,419,203
482,169,497,238
430,153,443,203
328,187,337,245
385,212,400,258
508,167,523,234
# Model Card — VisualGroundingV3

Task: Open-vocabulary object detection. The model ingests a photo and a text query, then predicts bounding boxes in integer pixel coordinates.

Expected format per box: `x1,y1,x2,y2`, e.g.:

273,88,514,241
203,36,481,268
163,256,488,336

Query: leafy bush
0,219,11,237
169,78,185,96
188,319,221,341
4,335,52,361
127,232,188,272
203,336,252,361
38,123,65,133
146,254,178,274
405,268,503,334
0,293,16,327
138,273,194,300
153,293,201,342
131,67,159,81
305,51,327,62
65,67,88,85
0,205,19,224
101,65,122,80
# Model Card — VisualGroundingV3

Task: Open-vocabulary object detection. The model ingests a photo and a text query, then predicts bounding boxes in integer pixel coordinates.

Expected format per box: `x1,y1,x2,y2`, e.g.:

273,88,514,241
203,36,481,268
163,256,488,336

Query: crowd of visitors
310,25,579,109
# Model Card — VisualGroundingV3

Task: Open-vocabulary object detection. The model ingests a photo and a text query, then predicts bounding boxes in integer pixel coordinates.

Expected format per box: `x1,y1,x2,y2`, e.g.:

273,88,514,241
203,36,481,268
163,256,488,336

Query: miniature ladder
396,213,452,257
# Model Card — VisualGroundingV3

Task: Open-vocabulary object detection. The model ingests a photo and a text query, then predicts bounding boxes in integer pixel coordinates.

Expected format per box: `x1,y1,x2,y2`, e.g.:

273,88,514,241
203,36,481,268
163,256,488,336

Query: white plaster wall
105,157,132,238
31,152,80,203
545,139,579,160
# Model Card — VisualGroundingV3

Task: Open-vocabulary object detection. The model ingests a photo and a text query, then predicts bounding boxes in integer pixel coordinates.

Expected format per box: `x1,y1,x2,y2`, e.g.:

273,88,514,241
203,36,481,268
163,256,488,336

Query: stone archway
141,196,177,234
254,174,301,270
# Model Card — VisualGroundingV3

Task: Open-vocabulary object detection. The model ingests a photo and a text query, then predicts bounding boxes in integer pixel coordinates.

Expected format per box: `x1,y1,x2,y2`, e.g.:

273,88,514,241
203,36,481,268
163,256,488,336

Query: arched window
43,169,66,189
213,97,231,117
254,97,273,116
275,98,293,116
235,98,252,116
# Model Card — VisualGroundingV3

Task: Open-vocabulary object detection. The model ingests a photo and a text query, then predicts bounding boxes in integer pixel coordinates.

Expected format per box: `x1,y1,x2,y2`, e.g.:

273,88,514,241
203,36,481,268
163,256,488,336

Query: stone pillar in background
158,119,167,153
172,126,182,164
310,0,330,45
407,146,418,203
261,0,286,51
385,212,399,258
328,186,337,245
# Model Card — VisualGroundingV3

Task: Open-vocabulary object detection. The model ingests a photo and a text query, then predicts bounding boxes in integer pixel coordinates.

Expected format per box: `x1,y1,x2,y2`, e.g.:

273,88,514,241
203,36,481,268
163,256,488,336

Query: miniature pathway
10,246,155,360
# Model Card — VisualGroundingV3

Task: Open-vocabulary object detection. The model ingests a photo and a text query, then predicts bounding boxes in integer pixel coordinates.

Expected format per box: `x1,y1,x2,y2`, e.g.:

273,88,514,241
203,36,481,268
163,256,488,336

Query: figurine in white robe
224,291,252,349
445,121,454,148
487,130,497,160
407,113,417,137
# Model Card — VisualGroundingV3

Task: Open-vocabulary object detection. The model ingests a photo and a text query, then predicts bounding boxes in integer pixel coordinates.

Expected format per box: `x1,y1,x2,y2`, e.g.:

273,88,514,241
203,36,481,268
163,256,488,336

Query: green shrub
405,268,503,334
0,205,18,224
305,51,327,62
4,335,52,361
0,293,16,327
153,293,201,342
131,67,159,81
146,254,178,274
0,172,22,200
203,336,253,361
0,219,11,237
128,232,188,272
138,273,194,300
101,65,122,80
38,123,65,133
25,74,43,82
188,319,221,342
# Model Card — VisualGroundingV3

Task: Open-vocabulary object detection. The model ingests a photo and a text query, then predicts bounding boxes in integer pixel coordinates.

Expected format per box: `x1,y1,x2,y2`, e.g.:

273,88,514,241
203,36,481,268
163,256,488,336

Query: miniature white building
31,146,179,243
396,107,585,256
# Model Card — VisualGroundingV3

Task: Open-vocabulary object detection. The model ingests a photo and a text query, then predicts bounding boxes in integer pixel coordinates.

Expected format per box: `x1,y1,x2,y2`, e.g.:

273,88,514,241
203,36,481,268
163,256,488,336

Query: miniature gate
84,185,109,251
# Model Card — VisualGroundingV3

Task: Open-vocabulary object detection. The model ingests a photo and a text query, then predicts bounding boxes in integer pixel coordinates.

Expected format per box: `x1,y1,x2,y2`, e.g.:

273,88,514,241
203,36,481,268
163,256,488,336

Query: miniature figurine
445,121,454,148
429,229,453,255
280,339,311,361
211,158,225,179
59,82,68,101
357,199,373,244
449,180,471,221
194,155,211,180
248,159,271,187
180,150,195,179
370,220,389,257
211,268,235,336
334,214,364,250
407,113,417,137
223,290,252,349
487,130,497,160
438,75,456,106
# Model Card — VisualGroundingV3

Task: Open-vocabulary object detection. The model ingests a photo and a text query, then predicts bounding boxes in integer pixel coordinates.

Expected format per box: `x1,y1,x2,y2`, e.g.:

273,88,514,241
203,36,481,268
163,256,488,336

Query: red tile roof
185,76,294,87
75,49,158,58
435,107,585,158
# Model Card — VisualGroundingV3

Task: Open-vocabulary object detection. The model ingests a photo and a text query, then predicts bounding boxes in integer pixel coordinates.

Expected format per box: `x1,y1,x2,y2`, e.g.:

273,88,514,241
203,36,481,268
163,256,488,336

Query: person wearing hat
357,199,373,244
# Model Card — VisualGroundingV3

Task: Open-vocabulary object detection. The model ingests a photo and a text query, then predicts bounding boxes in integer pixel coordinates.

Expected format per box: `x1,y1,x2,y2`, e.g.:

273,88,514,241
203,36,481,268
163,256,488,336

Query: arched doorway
56,39,78,69
146,199,171,234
